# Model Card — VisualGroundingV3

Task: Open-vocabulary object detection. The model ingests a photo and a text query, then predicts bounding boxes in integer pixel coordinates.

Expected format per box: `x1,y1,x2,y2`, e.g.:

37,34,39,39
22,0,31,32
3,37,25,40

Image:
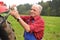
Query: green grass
7,15,60,40
7,15,24,40
42,16,60,40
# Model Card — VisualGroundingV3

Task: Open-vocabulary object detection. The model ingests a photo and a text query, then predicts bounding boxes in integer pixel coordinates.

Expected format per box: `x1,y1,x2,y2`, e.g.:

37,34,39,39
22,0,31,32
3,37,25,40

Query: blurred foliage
17,0,60,16
17,4,32,15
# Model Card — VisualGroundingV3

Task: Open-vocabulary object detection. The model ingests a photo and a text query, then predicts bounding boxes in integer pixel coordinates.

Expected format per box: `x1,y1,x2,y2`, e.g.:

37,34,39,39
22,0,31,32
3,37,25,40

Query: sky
0,0,51,6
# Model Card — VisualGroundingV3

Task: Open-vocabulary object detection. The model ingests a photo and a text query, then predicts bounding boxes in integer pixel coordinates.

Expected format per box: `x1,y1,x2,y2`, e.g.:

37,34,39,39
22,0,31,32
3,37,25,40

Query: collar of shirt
30,16,41,21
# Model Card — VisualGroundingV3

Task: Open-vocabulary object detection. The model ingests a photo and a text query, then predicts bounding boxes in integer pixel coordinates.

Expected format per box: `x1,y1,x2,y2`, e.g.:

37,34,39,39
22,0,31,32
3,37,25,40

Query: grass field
7,15,60,40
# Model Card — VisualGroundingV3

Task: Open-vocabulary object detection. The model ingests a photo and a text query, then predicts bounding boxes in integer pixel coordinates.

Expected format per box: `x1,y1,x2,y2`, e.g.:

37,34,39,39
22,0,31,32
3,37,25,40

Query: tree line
17,0,60,16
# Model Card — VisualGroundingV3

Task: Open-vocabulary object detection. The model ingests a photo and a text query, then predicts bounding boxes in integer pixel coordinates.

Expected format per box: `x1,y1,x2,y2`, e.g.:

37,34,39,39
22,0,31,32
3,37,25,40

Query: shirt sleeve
29,18,44,33
20,16,30,21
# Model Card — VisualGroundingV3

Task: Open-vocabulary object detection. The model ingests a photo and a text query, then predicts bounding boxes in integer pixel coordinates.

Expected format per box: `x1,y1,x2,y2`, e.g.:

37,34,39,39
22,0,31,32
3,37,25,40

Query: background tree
17,0,60,16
